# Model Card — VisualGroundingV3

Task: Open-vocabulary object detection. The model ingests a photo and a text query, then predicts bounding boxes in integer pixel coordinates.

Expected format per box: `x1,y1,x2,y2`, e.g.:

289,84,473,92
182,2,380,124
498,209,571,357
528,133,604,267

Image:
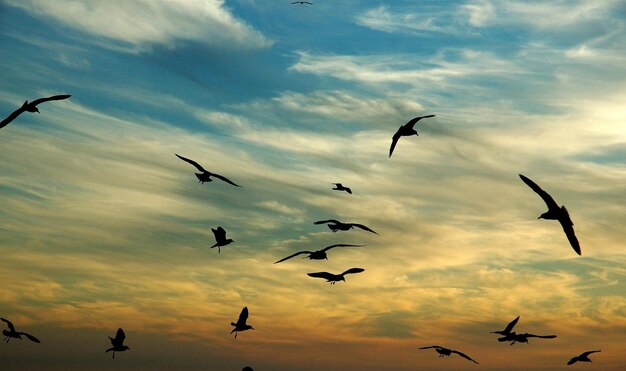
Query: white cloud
355,6,460,35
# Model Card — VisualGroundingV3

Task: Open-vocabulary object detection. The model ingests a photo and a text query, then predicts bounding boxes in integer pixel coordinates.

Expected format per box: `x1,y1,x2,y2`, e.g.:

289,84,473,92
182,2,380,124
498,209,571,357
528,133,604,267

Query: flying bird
567,350,601,365
314,219,378,235
175,154,241,187
491,316,520,339
519,174,581,255
274,243,365,263
389,114,435,157
332,183,352,194
307,268,365,284
210,226,234,253
500,332,557,345
292,1,313,4
419,345,479,364
1,318,40,344
105,328,130,358
231,307,254,339
1,94,71,131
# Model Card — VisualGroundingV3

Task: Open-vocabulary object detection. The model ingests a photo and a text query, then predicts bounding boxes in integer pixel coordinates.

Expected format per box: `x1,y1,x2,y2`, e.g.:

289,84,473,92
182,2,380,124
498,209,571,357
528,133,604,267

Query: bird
332,183,352,194
567,350,601,365
105,328,130,358
519,174,581,255
292,1,313,4
1,318,40,343
501,332,557,345
491,316,520,340
419,345,479,364
231,307,254,338
175,154,241,187
307,268,365,284
242,367,254,371
274,243,365,263
210,226,234,253
0,94,71,131
314,219,378,235
389,114,435,157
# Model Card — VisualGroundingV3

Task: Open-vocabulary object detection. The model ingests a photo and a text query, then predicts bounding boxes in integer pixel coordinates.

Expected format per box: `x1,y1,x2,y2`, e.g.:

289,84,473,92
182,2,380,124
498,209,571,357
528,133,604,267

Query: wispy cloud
355,5,462,35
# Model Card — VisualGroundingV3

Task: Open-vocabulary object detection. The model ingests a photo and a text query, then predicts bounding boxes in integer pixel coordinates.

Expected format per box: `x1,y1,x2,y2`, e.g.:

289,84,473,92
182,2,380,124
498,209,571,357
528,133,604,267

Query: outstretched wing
504,316,520,334
213,226,227,240
418,345,442,350
524,333,557,339
389,129,402,157
345,187,352,194
175,154,207,172
451,350,479,364
274,251,312,263
21,332,41,343
320,244,365,252
580,350,601,357
314,219,341,225
558,209,581,255
0,106,27,130
29,94,71,106
211,172,242,187
404,115,436,129
351,223,379,235
307,272,334,280
342,267,365,276
519,174,559,211
237,307,249,326
114,328,126,345
1,318,16,332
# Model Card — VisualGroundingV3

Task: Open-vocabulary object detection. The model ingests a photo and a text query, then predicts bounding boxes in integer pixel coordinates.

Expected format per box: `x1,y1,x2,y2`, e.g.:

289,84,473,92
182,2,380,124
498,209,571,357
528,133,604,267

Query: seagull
491,316,520,340
501,332,557,345
332,183,352,194
274,243,365,263
231,307,254,339
419,345,479,364
0,94,71,131
314,219,378,235
105,328,130,358
175,154,241,187
307,268,365,284
1,318,40,343
519,174,581,255
210,226,234,253
389,114,435,157
292,1,313,4
567,350,601,365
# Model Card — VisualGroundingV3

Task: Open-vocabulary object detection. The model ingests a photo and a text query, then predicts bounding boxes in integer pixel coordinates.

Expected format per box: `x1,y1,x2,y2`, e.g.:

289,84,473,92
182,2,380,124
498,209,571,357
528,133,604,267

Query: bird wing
21,332,41,343
314,219,341,225
418,345,441,350
113,328,126,346
175,154,207,172
237,307,249,326
211,172,242,187
213,227,227,240
342,267,365,276
274,251,311,263
320,243,365,252
0,106,26,130
524,333,557,339
29,94,71,106
518,174,560,211
503,316,520,334
558,208,581,255
389,130,402,157
405,115,436,129
307,272,334,280
1,318,16,332
345,187,352,194
451,350,479,364
332,183,342,187
580,350,601,357
351,223,379,235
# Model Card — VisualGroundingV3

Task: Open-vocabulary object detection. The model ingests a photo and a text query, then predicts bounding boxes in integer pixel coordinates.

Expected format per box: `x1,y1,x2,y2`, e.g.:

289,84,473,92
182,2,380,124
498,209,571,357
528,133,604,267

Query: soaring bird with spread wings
175,154,241,187
1,94,71,131
567,350,601,365
332,183,352,194
314,219,378,235
105,328,130,358
1,318,40,344
389,114,435,157
210,226,234,253
231,307,254,338
307,268,365,284
274,243,365,263
419,345,479,364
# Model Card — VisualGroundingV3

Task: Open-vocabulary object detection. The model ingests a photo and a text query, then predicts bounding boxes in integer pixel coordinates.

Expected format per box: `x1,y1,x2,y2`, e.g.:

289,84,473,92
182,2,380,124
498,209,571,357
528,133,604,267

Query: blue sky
1,1,625,370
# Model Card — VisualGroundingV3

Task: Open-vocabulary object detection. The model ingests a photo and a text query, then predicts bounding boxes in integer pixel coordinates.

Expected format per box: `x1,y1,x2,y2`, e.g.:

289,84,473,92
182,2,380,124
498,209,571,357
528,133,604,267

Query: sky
0,0,625,370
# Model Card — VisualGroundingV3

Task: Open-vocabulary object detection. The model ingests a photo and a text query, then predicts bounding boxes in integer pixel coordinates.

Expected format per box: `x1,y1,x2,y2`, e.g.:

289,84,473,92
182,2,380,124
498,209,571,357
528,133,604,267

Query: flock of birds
0,4,602,368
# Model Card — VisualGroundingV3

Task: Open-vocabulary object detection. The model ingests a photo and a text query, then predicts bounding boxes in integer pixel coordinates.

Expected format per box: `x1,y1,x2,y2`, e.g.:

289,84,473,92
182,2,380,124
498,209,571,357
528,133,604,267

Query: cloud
355,6,461,35
3,0,272,50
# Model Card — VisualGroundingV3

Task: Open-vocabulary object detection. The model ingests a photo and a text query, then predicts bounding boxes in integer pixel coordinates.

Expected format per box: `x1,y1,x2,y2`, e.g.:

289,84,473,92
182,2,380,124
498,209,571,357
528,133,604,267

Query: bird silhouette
419,345,479,364
1,318,40,343
292,1,313,4
519,174,581,255
242,367,254,371
231,307,254,338
0,94,71,131
332,183,352,194
274,243,365,263
210,226,234,253
314,219,378,235
501,332,557,345
307,268,365,284
389,114,435,157
567,350,601,365
175,154,241,187
491,316,520,339
105,328,130,358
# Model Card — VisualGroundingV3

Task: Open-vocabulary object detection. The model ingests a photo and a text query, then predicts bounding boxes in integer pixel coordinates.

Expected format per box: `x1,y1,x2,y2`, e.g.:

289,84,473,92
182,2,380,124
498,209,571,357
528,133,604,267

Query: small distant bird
389,114,435,157
314,219,378,235
491,316,520,339
292,1,313,4
502,332,557,345
519,174,581,255
332,183,352,194
419,345,479,364
231,307,254,339
274,243,365,263
567,350,601,365
175,154,241,187
210,226,234,253
105,328,130,358
0,94,71,131
1,318,40,343
307,268,365,284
